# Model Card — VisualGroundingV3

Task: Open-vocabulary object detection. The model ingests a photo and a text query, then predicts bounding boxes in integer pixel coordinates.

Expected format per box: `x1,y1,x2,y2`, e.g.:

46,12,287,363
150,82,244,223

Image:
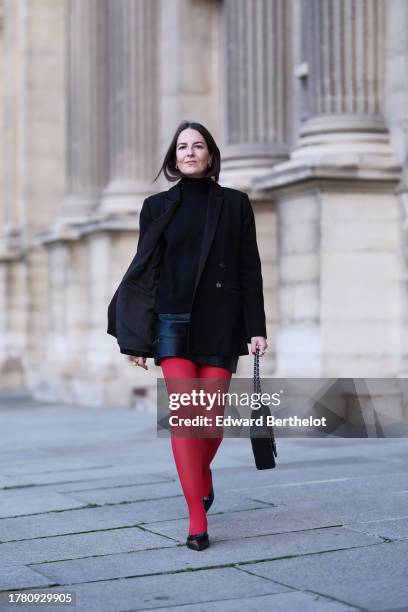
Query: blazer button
216,282,222,288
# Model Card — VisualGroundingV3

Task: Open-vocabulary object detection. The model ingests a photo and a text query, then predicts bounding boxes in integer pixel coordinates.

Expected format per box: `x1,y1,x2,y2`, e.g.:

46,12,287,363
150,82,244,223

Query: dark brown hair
153,121,221,183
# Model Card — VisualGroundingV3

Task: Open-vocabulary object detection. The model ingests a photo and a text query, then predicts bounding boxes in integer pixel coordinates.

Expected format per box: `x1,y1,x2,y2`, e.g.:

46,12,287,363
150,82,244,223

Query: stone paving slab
0,567,290,612
0,527,176,566
206,469,344,492
183,460,404,492
224,437,407,461
278,454,378,468
274,437,408,457
344,516,408,540
28,527,380,585
384,447,408,460
270,438,405,450
0,490,88,518
68,481,183,505
142,498,393,542
312,576,408,611
0,566,55,591
230,470,408,502
0,463,172,488
242,540,408,611
0,450,50,465
0,478,11,488
47,474,175,493
244,490,408,524
277,457,406,479
2,458,131,476
0,501,182,543
5,474,178,495
129,591,361,612
0,495,266,543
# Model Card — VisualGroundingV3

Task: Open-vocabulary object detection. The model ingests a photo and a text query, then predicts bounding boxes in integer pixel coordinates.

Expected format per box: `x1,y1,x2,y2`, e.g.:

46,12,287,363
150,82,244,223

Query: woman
107,121,267,551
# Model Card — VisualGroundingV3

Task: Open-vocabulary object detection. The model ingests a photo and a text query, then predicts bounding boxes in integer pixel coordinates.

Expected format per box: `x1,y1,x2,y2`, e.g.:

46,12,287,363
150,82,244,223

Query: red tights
160,357,232,535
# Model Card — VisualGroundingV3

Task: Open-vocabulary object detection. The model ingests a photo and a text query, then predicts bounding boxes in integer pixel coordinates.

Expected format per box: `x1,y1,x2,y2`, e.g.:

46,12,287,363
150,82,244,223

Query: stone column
157,0,221,193
293,0,394,161
99,0,159,217
58,0,108,225
0,0,26,255
386,0,408,376
0,0,5,233
221,0,292,190
0,0,29,390
254,0,401,378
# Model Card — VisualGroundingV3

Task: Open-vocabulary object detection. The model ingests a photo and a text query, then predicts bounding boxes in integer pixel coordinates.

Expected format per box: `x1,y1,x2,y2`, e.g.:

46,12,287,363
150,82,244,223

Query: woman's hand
250,336,267,356
128,356,148,370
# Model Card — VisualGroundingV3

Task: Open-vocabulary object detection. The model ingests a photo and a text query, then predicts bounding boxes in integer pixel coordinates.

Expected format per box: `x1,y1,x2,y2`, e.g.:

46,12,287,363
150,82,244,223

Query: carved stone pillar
221,0,292,189
99,0,159,217
293,0,394,161
0,0,26,255
254,0,401,378
386,0,408,376
59,0,108,225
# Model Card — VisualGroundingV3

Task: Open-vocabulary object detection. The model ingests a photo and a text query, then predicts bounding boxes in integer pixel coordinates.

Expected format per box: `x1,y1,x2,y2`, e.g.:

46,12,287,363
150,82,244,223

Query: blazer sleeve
107,197,153,340
239,194,267,341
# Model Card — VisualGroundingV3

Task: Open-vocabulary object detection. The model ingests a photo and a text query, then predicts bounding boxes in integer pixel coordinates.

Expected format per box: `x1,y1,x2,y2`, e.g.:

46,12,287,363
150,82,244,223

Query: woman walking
107,121,267,550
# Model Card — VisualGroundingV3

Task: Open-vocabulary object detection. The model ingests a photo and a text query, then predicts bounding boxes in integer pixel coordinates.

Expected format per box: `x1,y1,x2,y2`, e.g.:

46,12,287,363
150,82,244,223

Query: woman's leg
160,357,207,536
196,364,232,497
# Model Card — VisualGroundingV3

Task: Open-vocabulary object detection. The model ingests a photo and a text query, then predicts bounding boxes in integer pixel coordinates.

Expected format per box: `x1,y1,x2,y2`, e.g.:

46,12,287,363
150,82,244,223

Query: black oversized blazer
107,179,267,358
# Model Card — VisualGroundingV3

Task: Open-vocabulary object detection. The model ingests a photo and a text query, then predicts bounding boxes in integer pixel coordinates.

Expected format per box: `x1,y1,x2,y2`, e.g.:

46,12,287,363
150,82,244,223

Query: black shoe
203,468,214,513
186,532,210,551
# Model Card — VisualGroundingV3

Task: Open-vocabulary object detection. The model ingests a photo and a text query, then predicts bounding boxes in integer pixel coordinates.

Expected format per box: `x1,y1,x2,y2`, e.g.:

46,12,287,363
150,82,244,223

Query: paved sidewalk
0,391,407,611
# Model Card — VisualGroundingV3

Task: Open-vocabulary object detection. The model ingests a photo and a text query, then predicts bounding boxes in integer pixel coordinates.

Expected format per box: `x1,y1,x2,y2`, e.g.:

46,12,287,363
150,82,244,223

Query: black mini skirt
153,312,239,373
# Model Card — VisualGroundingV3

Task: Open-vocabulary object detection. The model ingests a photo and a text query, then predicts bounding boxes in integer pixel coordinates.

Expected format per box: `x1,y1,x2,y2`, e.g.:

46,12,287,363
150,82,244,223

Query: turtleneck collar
180,175,213,196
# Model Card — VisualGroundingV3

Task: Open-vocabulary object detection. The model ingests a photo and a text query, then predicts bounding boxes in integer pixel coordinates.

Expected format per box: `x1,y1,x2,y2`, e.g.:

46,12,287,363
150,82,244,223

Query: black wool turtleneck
154,176,213,314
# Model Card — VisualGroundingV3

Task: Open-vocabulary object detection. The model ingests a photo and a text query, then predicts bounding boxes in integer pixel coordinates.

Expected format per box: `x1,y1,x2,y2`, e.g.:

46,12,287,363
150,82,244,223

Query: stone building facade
0,0,407,408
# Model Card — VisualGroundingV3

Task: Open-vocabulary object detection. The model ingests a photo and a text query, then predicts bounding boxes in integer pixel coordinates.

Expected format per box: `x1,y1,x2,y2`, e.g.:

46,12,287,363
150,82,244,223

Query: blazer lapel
192,180,224,297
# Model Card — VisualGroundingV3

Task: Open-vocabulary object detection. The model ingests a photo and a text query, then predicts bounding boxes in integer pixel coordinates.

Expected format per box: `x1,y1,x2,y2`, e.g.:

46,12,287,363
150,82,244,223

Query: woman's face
175,128,212,178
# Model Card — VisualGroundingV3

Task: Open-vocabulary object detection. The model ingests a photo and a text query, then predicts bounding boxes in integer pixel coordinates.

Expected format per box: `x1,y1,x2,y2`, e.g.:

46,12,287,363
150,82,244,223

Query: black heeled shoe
203,468,214,513
186,532,210,551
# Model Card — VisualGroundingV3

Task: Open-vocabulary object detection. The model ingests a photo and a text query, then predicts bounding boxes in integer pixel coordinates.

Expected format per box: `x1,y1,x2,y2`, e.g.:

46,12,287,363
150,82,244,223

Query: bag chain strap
253,347,261,395
254,347,277,457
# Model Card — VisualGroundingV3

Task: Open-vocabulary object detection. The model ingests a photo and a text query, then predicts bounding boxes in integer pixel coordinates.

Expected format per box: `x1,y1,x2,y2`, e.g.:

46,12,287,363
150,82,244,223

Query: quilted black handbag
250,348,278,469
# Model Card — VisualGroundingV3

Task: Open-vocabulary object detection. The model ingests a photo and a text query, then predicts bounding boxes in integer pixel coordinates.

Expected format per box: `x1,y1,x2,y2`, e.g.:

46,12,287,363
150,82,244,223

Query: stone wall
0,0,65,391
0,0,407,407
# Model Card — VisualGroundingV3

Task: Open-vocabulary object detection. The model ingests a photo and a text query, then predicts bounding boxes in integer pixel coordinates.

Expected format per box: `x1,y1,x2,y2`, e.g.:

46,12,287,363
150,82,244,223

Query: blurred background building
0,0,407,407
